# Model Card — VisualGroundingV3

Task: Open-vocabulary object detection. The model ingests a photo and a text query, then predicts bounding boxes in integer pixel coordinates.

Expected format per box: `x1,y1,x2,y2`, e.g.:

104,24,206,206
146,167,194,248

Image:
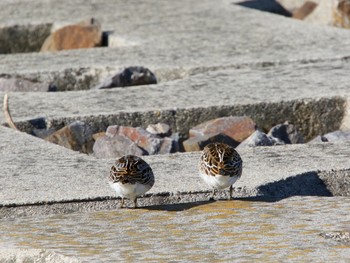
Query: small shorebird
109,155,155,208
199,143,243,200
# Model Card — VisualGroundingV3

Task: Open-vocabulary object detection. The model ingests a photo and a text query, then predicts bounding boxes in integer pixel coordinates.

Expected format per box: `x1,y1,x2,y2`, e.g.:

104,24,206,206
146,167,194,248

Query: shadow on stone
145,200,216,211
254,171,333,202
235,0,291,17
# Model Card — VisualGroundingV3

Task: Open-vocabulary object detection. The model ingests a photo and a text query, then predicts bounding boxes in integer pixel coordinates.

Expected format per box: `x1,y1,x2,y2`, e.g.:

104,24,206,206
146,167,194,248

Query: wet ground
1,196,349,262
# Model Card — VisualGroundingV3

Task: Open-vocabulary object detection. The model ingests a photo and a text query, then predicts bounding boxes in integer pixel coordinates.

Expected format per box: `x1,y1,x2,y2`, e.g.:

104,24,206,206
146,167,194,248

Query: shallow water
1,197,350,262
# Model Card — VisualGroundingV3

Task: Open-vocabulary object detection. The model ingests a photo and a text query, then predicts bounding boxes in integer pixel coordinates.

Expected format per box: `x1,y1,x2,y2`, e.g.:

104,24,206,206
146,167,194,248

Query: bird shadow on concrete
235,171,333,203
144,200,216,212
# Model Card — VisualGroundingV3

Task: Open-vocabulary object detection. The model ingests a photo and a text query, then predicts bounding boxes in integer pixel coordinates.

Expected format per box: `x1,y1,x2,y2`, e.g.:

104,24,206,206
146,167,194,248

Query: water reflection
1,197,349,262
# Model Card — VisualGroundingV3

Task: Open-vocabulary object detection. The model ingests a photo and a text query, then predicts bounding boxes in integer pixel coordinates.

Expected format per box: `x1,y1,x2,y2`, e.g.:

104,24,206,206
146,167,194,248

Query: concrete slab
1,124,350,216
0,0,350,75
2,59,350,123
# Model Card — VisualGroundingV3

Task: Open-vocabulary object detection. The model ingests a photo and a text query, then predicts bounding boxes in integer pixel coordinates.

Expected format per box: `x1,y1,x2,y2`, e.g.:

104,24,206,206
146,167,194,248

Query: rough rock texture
268,122,304,144
319,168,350,196
107,125,163,155
146,123,171,137
96,66,157,89
303,0,350,28
292,1,318,19
93,125,179,158
309,130,350,143
236,130,279,148
277,0,322,12
189,116,256,143
93,134,145,158
45,121,94,153
0,77,48,92
183,133,239,152
0,23,52,54
334,0,350,28
41,18,102,52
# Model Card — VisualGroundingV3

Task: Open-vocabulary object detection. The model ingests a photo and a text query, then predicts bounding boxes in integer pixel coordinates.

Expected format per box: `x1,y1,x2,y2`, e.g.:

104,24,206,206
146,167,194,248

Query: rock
45,121,94,153
310,130,350,143
0,77,48,92
93,125,178,157
96,66,157,89
268,122,304,144
158,136,179,154
277,0,321,13
334,0,350,28
92,132,106,141
32,128,56,139
292,1,318,19
93,134,145,158
303,0,350,28
237,130,281,148
183,133,240,152
308,135,328,143
40,18,102,52
106,125,161,155
189,116,256,143
146,123,171,137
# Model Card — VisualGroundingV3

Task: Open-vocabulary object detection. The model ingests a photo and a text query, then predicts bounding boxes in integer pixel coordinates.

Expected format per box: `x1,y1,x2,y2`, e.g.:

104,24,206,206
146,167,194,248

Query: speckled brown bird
199,143,243,200
109,155,154,208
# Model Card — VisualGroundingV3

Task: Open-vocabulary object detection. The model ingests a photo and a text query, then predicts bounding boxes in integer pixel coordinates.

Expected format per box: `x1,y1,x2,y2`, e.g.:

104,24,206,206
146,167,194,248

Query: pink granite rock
45,121,94,153
183,133,239,152
189,116,256,143
93,134,144,158
40,18,102,52
93,124,178,157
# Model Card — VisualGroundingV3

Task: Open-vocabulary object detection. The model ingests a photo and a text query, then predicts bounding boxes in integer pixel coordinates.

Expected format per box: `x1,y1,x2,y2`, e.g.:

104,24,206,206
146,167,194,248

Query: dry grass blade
3,93,19,130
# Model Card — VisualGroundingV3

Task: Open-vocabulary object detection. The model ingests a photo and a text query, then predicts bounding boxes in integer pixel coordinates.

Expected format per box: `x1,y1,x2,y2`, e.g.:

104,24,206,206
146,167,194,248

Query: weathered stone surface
319,168,350,196
277,0,322,12
0,23,52,54
96,66,157,89
32,127,56,139
310,130,350,143
0,77,48,92
334,0,350,28
93,125,178,157
40,18,102,52
268,122,304,144
237,130,279,148
93,134,144,158
45,121,94,153
189,116,256,143
183,133,239,152
106,125,161,155
158,136,179,154
92,132,106,141
303,0,350,28
146,123,171,137
292,1,318,19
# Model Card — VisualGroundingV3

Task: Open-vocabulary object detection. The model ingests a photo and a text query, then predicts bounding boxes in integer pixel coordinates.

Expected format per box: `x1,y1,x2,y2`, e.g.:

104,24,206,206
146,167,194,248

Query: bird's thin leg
132,197,138,209
119,197,125,208
229,185,233,200
210,189,216,201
